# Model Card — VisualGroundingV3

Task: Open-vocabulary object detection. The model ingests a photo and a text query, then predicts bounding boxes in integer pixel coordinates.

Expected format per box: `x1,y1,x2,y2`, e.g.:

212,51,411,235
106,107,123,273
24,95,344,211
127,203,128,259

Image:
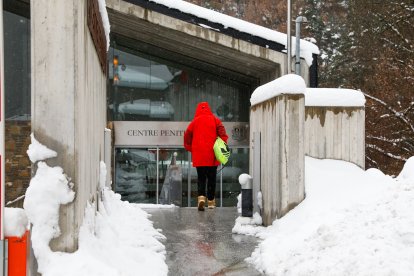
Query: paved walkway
146,207,262,276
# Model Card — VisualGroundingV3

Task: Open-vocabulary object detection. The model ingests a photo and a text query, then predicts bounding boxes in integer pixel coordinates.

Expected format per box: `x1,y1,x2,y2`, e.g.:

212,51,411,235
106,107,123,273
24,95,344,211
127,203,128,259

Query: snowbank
305,88,366,107
250,74,306,106
398,156,414,181
232,213,264,236
24,135,168,276
4,208,28,237
41,190,168,276
246,157,414,275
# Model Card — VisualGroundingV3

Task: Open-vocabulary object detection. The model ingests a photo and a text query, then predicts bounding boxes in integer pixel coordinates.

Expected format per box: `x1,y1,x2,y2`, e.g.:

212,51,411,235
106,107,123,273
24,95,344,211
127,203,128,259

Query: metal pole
220,164,223,207
287,0,292,74
295,19,301,75
295,16,308,76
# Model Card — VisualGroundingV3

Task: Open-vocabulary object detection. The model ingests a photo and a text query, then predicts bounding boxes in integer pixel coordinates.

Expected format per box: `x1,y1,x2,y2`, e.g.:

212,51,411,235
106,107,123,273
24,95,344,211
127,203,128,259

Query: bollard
240,176,253,217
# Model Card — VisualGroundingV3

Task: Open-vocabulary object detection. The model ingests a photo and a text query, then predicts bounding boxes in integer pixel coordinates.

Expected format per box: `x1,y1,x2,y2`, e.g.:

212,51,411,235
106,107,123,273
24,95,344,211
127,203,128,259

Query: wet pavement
146,207,262,276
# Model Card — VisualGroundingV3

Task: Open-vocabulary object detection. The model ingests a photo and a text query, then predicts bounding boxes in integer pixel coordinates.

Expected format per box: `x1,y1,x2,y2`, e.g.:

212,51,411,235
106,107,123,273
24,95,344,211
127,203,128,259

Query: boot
198,196,206,211
208,198,216,209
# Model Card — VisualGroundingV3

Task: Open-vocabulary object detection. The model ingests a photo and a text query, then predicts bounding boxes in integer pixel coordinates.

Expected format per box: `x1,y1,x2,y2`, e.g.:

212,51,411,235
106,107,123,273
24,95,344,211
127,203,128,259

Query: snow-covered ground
241,157,414,275
21,135,168,276
9,134,414,275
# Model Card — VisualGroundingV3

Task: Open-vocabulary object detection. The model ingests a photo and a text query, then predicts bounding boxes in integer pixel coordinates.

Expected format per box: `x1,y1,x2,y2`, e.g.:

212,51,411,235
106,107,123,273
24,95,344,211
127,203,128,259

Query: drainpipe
295,16,307,76
287,0,292,74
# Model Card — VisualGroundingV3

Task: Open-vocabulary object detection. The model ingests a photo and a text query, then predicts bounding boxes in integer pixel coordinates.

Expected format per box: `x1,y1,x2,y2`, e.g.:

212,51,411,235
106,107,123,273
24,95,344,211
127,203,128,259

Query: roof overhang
106,0,290,85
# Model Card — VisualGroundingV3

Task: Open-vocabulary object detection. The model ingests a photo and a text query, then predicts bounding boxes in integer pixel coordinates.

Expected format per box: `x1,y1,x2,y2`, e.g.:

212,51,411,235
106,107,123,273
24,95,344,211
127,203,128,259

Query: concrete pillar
250,94,305,226
31,0,106,252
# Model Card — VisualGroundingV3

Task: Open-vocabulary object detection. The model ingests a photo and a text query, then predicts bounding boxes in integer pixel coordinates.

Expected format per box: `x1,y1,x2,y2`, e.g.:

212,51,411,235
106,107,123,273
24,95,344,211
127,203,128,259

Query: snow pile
4,208,28,237
42,189,168,276
247,157,414,275
305,88,366,107
397,156,414,181
236,193,241,213
97,0,110,50
26,133,57,163
232,213,264,236
238,173,251,186
149,0,319,65
24,135,168,276
23,161,76,272
99,161,107,190
257,191,263,210
250,74,306,106
233,174,264,235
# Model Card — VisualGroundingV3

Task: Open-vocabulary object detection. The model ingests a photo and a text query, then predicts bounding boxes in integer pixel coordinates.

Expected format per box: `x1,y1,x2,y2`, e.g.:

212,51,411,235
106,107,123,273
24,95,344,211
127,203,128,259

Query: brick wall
5,121,31,208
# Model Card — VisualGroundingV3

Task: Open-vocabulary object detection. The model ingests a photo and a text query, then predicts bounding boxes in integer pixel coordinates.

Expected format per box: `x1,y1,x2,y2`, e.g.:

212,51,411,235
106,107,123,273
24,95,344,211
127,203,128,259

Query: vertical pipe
156,148,159,204
295,19,301,75
295,16,307,76
287,0,292,74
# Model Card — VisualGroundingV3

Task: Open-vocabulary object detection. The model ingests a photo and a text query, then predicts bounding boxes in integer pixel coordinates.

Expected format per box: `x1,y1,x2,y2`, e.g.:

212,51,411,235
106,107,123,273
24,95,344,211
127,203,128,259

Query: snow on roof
250,76,366,107
250,74,306,106
98,0,111,50
305,88,366,107
148,0,319,65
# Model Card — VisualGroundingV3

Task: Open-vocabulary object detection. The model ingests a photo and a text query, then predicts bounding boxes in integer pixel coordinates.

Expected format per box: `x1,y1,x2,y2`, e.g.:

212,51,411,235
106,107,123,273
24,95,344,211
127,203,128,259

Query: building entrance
114,146,248,207
108,35,254,207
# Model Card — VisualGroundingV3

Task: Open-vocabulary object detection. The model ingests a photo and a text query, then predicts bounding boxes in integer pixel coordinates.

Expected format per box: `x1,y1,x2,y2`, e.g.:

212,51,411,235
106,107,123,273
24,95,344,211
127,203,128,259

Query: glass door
157,148,188,206
114,148,157,203
114,147,248,207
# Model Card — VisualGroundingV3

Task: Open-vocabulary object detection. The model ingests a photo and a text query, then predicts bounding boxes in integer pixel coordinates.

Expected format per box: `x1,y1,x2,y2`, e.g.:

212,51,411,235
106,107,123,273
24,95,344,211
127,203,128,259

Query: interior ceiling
108,9,278,85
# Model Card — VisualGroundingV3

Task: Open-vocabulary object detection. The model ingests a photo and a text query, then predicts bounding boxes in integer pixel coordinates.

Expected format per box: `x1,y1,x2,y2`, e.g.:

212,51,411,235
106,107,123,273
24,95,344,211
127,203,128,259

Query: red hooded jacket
184,102,228,167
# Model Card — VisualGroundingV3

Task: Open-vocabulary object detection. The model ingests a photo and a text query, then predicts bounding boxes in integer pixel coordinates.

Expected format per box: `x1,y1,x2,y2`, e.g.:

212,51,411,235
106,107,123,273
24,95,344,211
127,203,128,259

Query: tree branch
364,93,414,133
367,144,408,161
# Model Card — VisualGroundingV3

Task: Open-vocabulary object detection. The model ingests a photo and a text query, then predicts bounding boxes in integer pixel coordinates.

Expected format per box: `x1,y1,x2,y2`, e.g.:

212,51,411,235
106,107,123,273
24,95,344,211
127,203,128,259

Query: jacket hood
194,102,213,118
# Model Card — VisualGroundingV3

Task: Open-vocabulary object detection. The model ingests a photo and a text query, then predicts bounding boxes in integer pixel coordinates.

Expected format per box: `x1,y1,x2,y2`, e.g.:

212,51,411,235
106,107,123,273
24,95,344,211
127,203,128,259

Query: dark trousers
196,166,217,201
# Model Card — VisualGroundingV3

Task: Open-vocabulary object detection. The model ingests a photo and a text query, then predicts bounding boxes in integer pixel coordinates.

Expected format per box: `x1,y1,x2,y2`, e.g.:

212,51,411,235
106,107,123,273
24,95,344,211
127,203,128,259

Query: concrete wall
305,107,365,169
31,0,106,252
250,94,305,226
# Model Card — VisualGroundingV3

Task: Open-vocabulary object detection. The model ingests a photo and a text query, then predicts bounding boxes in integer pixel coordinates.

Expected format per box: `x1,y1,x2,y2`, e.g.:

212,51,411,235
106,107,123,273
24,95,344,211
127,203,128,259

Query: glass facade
109,37,255,207
107,44,252,122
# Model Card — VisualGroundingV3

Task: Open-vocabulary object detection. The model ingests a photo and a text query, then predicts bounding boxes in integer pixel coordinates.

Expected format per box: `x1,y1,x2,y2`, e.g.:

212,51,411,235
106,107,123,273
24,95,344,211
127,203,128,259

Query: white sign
114,121,249,147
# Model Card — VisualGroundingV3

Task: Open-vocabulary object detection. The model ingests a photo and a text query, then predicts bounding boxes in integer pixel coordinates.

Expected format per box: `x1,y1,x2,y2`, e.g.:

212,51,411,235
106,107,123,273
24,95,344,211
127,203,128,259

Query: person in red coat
184,102,228,211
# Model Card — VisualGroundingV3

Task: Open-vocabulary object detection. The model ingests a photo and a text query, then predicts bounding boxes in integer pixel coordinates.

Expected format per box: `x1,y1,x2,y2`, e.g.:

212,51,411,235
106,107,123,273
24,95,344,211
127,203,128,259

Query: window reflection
107,45,251,122
115,148,157,203
4,11,31,120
